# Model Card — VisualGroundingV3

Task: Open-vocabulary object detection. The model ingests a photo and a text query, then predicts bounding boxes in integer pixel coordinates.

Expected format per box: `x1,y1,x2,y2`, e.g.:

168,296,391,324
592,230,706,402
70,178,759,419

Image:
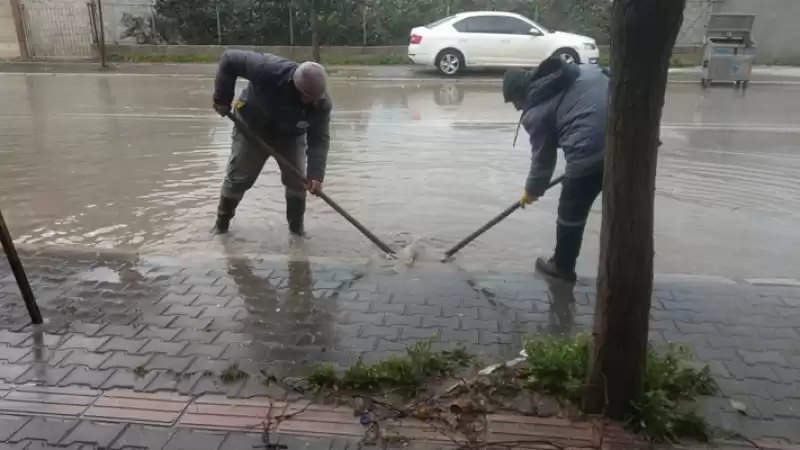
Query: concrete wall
678,0,800,64
717,0,800,65
0,0,20,59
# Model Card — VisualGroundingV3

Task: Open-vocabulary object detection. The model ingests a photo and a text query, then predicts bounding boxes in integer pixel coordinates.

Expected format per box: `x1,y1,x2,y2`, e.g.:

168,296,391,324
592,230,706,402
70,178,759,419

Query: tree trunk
583,0,685,418
310,0,321,63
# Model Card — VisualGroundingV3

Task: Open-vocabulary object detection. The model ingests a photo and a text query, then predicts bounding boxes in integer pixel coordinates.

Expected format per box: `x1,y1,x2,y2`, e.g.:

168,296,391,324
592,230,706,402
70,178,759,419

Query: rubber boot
536,258,577,284
286,196,306,237
211,196,240,235
536,224,584,283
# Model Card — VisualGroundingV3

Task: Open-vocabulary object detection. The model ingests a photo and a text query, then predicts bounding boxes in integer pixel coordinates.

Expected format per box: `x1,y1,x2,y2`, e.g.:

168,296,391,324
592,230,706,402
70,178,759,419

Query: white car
407,11,600,76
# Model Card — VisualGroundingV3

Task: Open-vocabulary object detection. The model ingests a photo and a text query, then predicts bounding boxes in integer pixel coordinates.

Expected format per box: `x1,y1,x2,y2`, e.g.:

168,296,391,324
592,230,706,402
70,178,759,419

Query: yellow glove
520,190,538,208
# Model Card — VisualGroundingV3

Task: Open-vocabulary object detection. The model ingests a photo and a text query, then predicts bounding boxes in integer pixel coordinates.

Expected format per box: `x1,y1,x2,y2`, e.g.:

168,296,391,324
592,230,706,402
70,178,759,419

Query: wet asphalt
0,73,798,279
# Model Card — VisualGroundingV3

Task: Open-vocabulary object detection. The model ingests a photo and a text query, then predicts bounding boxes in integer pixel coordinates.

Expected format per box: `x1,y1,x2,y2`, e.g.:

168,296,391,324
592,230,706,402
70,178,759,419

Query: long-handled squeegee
442,175,565,261
225,112,395,256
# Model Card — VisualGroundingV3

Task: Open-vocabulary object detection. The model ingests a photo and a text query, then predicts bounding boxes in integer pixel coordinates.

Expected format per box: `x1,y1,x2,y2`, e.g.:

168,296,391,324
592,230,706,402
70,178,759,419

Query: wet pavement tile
0,246,798,444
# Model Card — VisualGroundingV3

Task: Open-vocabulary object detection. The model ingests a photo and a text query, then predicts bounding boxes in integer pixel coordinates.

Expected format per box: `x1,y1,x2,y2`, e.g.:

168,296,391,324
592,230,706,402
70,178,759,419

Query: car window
490,16,535,34
453,15,535,34
452,16,494,33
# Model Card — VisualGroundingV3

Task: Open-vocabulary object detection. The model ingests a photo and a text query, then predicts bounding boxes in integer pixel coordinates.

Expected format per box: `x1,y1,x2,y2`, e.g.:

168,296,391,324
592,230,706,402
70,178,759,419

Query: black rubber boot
536,224,584,283
286,196,306,237
211,196,240,235
536,257,577,284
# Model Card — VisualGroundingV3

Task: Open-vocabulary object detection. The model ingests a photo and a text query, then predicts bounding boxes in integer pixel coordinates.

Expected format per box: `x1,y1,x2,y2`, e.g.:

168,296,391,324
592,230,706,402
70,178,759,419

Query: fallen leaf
730,399,747,415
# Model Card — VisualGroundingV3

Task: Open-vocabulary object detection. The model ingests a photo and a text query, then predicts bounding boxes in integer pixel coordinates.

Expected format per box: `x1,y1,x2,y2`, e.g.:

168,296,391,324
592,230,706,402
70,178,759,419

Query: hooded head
293,61,328,104
503,57,580,111
502,68,533,111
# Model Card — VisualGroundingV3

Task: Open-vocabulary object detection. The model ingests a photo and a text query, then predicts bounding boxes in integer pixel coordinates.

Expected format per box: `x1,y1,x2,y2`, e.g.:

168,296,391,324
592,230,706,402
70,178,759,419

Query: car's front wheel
436,49,465,76
552,48,580,65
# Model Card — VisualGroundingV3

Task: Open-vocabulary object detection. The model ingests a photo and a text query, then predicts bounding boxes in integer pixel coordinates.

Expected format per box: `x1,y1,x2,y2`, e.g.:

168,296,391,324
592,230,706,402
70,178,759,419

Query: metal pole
215,0,222,45
361,6,367,46
310,0,320,63
0,208,43,325
9,0,30,59
225,113,396,255
442,175,565,261
288,4,294,46
96,0,107,68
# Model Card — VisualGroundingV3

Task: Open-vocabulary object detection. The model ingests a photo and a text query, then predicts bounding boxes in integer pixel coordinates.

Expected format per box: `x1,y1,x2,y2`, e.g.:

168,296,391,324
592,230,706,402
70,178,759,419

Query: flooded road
1,74,799,278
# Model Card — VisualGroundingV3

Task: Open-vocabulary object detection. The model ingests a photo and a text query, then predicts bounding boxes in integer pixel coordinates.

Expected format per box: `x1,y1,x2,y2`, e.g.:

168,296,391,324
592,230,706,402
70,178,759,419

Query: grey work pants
221,114,308,201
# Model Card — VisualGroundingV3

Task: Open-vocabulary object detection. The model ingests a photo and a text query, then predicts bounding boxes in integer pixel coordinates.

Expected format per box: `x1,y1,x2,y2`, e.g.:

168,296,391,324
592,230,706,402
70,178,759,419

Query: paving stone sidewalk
0,244,798,448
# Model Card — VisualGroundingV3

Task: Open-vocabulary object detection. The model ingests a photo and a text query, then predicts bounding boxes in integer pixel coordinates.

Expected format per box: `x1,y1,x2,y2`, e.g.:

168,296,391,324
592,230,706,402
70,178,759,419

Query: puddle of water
78,266,121,283
1,76,800,278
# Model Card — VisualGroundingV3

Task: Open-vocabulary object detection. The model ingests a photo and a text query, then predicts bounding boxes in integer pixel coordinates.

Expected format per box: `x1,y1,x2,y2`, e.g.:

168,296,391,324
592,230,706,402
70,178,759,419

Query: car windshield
426,15,457,28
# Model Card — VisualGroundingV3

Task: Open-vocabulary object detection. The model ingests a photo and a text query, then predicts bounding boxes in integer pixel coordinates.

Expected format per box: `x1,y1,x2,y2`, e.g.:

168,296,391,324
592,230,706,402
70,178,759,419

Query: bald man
211,50,332,237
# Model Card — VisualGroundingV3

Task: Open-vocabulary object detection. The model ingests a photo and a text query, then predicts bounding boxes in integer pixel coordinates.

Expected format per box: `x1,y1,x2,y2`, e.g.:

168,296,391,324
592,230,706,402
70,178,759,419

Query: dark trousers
221,110,307,202
553,169,604,273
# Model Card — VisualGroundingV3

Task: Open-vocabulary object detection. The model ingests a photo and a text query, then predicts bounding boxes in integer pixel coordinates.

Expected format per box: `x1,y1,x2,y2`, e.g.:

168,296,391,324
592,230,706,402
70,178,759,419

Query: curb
0,384,790,450
12,243,800,290
0,384,640,448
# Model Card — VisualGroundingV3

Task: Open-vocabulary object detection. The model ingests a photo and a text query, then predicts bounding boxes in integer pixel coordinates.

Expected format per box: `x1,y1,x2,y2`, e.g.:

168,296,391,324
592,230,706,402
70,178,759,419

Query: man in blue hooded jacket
211,50,331,237
502,57,609,283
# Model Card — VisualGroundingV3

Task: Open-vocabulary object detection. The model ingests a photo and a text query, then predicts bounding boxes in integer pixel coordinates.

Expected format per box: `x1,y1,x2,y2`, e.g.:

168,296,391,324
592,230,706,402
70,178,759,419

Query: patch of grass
521,334,717,443
108,53,408,66
521,333,590,405
309,340,472,395
219,362,249,384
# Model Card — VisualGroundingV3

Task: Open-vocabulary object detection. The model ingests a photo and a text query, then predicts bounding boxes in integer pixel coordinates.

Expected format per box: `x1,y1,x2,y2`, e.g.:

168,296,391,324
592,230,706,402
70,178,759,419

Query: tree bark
310,0,321,63
583,0,685,418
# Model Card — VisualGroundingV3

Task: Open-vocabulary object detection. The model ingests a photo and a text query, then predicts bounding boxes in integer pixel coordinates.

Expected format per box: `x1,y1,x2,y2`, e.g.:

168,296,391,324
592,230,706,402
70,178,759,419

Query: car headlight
583,42,597,50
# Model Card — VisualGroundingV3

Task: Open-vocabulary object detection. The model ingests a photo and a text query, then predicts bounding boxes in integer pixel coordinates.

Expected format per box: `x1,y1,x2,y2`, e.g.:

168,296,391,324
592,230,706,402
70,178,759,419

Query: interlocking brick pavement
0,244,798,447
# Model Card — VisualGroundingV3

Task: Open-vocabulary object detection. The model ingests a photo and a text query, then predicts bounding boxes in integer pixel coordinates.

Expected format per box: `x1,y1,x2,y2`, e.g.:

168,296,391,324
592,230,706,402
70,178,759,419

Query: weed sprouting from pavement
220,362,249,384
300,335,719,446
133,364,148,378
521,333,591,406
521,334,718,442
628,342,717,441
308,340,473,396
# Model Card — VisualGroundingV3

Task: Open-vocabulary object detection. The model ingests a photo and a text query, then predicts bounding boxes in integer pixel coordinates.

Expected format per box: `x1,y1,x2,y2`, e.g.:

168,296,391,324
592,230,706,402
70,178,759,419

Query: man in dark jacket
211,50,332,236
502,57,609,283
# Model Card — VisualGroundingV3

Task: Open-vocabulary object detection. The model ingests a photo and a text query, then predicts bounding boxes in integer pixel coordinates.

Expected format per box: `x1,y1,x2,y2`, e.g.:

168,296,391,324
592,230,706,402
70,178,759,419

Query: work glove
213,102,231,117
520,190,538,208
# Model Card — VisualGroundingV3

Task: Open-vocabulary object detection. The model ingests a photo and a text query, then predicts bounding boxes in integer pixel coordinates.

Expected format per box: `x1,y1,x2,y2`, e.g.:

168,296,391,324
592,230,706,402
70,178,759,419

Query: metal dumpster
701,13,756,89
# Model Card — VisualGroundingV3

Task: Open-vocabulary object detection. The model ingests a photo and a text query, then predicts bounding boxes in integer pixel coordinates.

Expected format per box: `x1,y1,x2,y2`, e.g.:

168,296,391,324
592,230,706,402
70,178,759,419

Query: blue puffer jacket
213,50,332,182
504,58,609,197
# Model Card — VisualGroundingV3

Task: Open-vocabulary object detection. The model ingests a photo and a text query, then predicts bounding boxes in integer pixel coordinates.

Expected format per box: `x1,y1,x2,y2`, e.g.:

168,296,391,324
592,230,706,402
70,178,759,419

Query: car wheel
436,49,464,76
552,48,580,65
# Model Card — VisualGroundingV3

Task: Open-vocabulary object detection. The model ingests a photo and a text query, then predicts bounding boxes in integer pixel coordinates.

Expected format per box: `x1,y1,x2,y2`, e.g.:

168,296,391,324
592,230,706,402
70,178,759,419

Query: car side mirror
529,27,542,36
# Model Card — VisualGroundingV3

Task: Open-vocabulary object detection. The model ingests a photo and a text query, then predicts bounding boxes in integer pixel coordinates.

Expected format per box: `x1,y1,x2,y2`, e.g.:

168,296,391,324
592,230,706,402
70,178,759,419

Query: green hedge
127,0,611,47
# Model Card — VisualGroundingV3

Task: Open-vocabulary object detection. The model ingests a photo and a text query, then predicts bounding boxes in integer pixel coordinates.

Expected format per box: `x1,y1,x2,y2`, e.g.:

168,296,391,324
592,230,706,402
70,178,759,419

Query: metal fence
19,0,95,58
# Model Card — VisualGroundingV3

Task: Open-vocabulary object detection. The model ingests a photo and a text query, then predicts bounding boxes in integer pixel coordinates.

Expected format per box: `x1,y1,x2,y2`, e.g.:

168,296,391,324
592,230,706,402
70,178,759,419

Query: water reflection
1,76,800,278
543,280,576,336
223,245,333,374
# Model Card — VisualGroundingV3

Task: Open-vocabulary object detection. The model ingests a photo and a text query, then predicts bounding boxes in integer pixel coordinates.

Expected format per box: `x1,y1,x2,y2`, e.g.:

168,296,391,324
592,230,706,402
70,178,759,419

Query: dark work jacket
505,58,609,197
213,50,332,182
